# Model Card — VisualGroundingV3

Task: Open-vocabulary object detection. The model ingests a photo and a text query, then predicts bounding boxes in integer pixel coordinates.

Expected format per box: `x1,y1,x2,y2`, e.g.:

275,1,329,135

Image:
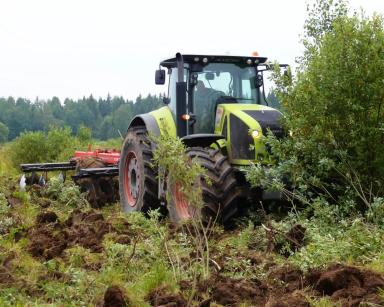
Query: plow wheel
119,126,160,213
168,147,241,226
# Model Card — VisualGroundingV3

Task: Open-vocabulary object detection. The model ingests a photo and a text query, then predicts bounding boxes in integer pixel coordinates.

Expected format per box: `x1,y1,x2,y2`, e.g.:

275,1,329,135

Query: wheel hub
124,151,140,206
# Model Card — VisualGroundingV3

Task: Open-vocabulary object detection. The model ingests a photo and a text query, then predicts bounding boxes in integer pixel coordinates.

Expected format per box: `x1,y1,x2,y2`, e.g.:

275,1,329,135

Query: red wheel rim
173,182,192,220
123,151,140,207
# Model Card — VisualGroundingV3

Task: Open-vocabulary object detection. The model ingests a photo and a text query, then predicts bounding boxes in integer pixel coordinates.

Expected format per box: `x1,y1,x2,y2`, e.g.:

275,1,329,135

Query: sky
0,0,383,102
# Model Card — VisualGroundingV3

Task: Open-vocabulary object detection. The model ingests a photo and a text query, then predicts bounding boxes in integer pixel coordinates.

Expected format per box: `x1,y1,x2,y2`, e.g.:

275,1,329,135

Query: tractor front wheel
168,147,241,226
119,126,159,213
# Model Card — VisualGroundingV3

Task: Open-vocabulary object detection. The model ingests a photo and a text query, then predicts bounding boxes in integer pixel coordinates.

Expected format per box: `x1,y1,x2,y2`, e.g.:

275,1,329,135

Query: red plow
20,146,121,207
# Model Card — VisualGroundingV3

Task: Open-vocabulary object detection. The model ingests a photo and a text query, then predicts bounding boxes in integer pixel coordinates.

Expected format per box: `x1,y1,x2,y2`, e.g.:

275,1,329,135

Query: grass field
0,164,383,306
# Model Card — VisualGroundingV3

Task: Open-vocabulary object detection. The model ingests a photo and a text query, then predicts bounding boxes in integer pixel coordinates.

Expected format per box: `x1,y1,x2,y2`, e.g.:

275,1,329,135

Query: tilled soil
27,209,121,260
211,276,268,306
306,263,384,306
146,286,187,307
190,263,384,306
103,285,128,307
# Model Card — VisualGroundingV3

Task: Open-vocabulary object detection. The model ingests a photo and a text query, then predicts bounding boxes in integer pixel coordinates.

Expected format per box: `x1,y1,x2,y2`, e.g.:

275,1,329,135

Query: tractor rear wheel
168,147,241,226
119,126,160,213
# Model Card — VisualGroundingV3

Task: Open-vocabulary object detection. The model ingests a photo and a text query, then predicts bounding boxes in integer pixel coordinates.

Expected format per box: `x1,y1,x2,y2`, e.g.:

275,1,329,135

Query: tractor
119,53,288,224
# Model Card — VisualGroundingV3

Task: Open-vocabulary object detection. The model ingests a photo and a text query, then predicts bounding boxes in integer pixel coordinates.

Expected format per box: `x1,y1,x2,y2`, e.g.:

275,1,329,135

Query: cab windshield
192,63,262,133
193,63,259,103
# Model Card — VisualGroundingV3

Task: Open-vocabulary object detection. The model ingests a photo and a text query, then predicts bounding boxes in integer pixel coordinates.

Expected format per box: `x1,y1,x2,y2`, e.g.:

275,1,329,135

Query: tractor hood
214,104,284,165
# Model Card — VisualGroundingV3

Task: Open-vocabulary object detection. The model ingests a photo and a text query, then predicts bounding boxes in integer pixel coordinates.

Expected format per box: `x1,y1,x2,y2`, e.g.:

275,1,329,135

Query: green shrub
76,125,92,143
366,197,384,227
249,0,384,210
43,177,88,208
10,126,79,167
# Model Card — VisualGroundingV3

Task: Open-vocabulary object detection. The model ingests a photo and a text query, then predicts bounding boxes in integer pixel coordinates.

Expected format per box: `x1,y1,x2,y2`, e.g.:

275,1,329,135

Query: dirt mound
211,277,268,306
27,222,67,260
268,265,304,292
146,286,187,307
306,264,384,306
103,285,128,307
36,211,58,224
63,209,112,252
27,209,116,259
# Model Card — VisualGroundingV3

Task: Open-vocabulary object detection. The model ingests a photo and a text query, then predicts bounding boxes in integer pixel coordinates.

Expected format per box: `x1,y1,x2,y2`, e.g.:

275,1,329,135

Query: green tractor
119,53,288,224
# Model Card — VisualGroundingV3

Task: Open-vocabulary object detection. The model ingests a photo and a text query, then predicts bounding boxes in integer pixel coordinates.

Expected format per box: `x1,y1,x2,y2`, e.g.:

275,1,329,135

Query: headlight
251,130,261,138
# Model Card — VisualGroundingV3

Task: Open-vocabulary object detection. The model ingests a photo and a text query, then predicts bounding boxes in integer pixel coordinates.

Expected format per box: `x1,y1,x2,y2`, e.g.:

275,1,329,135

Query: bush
76,125,92,143
250,0,384,208
10,127,79,167
43,177,88,208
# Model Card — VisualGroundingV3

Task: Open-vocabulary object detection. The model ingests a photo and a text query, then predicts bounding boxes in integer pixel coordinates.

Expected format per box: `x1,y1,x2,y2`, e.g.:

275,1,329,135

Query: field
1,1,384,306
0,145,384,306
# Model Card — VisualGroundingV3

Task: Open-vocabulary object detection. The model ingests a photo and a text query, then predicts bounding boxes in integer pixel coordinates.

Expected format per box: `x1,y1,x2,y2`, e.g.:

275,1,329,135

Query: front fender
128,106,176,138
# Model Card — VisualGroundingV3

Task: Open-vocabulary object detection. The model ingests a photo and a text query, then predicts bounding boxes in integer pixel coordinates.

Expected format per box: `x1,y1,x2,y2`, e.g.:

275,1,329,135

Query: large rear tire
119,126,160,213
168,147,241,226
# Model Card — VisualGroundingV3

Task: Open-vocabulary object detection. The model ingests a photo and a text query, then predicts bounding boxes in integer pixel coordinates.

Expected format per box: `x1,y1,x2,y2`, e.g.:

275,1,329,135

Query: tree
267,0,384,206
77,124,92,142
0,122,9,143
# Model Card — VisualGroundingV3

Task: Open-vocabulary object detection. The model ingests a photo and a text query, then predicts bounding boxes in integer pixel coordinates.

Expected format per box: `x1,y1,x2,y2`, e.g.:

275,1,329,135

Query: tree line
0,94,163,142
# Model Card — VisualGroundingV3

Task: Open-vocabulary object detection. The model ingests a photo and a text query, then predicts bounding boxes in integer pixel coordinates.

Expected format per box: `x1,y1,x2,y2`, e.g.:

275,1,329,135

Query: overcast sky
0,0,383,102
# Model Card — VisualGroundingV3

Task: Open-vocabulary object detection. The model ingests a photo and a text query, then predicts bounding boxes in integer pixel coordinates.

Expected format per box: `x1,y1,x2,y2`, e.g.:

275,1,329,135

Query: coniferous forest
0,94,163,141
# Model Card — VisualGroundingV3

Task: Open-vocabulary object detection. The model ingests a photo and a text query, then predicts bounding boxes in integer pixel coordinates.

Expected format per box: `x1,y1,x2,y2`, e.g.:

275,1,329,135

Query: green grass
0,170,383,306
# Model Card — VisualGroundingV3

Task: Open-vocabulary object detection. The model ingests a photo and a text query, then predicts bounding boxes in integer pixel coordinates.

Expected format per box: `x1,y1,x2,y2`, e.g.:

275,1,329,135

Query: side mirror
155,69,166,85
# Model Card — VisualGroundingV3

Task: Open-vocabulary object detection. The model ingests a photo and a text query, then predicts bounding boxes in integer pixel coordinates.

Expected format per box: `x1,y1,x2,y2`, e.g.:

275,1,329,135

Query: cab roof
160,54,268,69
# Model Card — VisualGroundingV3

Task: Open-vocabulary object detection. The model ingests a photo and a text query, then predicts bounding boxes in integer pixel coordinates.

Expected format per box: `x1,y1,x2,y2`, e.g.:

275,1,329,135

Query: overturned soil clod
146,286,187,307
36,211,59,224
27,222,67,260
211,276,268,306
27,209,118,259
103,285,128,307
268,264,304,292
306,263,384,306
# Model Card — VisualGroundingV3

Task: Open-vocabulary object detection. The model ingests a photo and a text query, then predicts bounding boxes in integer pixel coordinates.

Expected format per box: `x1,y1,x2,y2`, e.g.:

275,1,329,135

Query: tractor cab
157,54,272,135
155,53,288,165
156,54,267,136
